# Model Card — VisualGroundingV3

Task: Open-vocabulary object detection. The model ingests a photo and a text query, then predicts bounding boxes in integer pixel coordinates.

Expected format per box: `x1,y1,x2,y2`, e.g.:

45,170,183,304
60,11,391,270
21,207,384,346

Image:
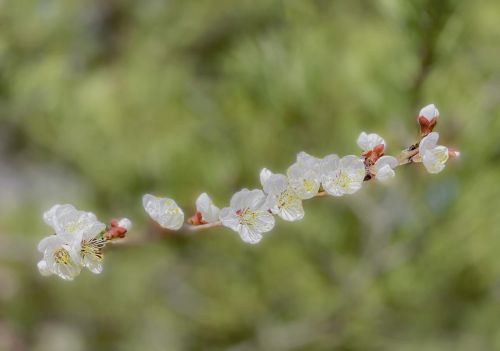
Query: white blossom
373,156,399,182
195,193,220,224
260,168,304,222
37,235,81,281
219,189,275,244
419,104,439,122
287,152,323,199
143,194,184,230
40,204,108,276
43,204,106,241
322,155,365,196
357,132,385,152
419,132,449,174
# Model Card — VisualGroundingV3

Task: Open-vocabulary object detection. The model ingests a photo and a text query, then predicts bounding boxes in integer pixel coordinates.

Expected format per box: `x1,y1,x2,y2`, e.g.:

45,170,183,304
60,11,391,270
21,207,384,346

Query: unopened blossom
287,152,323,199
143,194,184,230
260,168,304,222
418,132,450,174
419,104,439,121
117,218,133,231
103,219,128,240
357,132,385,153
195,193,220,224
37,235,81,281
373,156,399,182
219,189,275,244
322,155,365,196
418,104,439,135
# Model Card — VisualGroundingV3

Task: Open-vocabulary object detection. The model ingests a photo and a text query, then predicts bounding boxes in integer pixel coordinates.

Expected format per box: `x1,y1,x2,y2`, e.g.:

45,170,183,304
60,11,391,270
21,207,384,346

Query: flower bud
117,218,133,231
418,104,439,136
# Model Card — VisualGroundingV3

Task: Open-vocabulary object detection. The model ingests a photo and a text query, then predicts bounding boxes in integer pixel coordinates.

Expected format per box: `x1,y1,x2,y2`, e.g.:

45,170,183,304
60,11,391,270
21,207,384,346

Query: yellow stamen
54,248,71,265
80,238,106,262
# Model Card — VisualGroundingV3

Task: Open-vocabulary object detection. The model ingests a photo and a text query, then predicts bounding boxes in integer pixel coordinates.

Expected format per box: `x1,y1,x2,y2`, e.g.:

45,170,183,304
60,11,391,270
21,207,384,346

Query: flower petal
195,193,220,223
37,260,53,276
260,170,288,195
419,104,439,121
259,168,273,188
423,146,449,174
356,132,385,151
374,156,398,182
296,152,322,169
419,132,439,153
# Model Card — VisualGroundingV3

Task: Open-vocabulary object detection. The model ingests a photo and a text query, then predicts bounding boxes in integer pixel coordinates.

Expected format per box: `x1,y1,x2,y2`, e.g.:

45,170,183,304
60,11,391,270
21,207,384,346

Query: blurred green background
1,0,499,350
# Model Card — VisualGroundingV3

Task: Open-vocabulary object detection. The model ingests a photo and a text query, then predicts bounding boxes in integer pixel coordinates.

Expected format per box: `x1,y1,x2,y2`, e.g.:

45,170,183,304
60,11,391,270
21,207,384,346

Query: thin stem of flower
184,221,222,232
397,144,420,165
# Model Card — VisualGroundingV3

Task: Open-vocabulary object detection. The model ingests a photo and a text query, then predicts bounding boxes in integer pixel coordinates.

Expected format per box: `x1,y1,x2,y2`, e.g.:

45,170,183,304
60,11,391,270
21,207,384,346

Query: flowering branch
143,104,459,243
36,104,459,280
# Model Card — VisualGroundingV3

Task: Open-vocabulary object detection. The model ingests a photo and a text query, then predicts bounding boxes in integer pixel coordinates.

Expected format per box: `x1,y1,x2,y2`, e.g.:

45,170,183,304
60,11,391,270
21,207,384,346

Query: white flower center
164,207,180,216
238,209,258,226
433,149,449,164
278,190,298,209
54,248,71,265
334,170,351,190
302,179,314,193
64,222,80,233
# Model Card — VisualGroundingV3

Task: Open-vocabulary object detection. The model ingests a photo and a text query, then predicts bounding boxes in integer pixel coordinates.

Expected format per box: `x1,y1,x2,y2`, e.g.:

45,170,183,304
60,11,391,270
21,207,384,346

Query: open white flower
357,132,385,152
195,193,220,224
41,204,107,275
287,152,323,199
260,168,304,222
419,132,449,174
219,189,275,244
373,156,399,182
322,155,365,196
143,194,184,230
419,104,439,122
43,204,106,241
37,235,81,281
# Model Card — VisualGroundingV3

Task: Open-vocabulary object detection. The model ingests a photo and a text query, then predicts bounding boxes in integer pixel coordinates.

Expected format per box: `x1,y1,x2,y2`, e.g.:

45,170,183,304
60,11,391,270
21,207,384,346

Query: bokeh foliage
1,0,500,350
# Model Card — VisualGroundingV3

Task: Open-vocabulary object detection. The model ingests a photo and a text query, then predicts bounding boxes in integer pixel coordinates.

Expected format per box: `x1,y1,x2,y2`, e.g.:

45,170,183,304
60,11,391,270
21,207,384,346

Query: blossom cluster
37,204,132,280
142,104,459,245
37,103,459,280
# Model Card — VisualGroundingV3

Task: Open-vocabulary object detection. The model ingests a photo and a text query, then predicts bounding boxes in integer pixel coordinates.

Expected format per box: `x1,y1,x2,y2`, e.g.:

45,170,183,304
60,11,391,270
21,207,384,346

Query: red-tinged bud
418,116,437,136
104,227,127,240
418,104,439,136
105,219,130,240
373,143,385,156
187,211,206,225
362,143,385,167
